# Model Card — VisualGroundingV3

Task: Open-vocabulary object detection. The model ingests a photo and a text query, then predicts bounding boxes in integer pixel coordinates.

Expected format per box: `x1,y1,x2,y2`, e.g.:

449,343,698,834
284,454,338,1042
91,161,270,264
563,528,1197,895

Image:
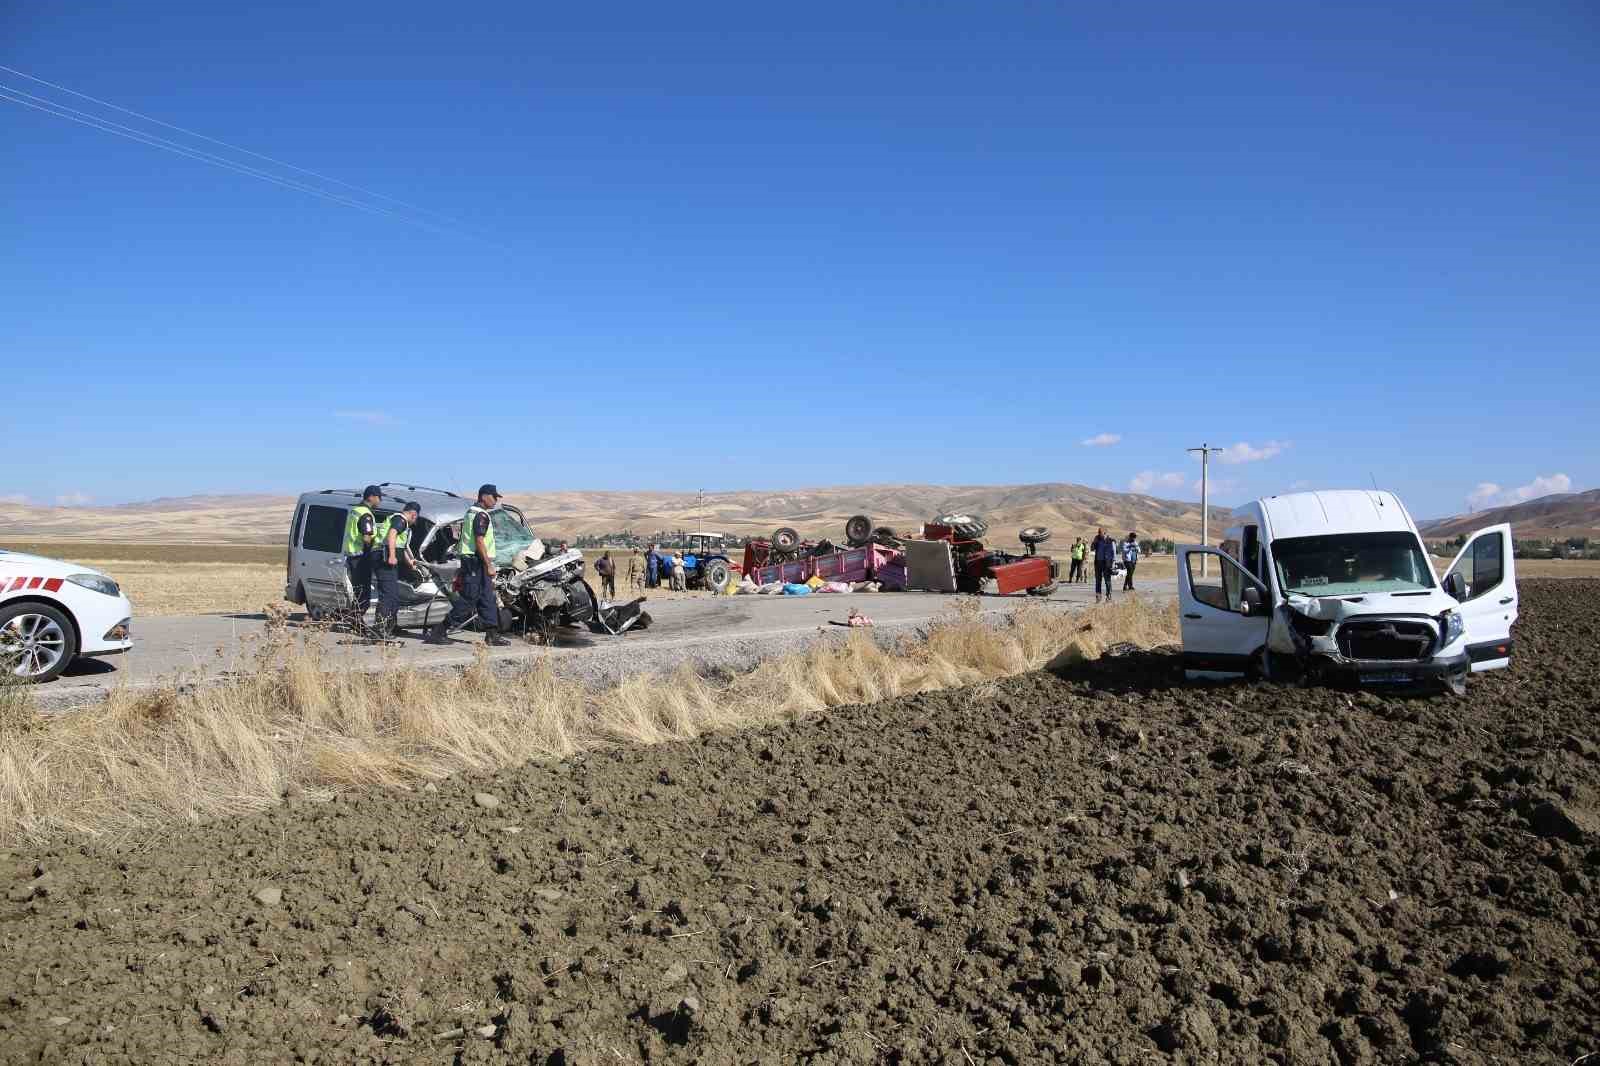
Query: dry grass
72,559,287,616
0,596,1178,845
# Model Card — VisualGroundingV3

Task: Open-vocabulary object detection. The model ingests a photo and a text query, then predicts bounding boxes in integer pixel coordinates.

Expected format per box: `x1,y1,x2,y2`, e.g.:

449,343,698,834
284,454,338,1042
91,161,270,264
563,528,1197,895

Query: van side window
1451,531,1505,600
1242,525,1261,578
1187,551,1253,613
290,504,306,549
302,505,348,553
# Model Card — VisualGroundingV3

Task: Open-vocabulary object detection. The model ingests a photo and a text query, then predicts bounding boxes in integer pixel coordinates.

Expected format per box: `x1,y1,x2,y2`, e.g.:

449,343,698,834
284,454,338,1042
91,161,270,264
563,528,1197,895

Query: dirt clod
472,791,500,810
0,579,1595,1064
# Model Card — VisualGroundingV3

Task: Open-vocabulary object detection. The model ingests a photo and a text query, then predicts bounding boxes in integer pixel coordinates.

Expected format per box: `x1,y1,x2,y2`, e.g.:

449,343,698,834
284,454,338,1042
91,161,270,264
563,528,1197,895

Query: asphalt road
42,577,1179,710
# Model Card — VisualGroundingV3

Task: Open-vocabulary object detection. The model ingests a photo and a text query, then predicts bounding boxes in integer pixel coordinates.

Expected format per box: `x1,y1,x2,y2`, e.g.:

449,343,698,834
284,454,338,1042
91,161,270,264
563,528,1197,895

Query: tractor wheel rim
1,613,67,678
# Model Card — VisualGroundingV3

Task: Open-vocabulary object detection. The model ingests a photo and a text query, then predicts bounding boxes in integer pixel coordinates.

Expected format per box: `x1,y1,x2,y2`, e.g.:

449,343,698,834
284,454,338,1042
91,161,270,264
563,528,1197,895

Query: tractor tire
872,525,898,541
772,527,801,553
701,558,731,593
1026,581,1059,597
933,512,989,540
844,515,873,546
1019,526,1052,546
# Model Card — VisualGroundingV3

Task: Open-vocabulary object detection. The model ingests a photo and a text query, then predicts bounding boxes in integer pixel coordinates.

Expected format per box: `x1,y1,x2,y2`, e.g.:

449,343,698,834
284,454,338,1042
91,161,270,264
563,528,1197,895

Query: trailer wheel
844,515,873,546
1019,526,1052,546
701,558,731,592
934,512,989,540
772,527,800,553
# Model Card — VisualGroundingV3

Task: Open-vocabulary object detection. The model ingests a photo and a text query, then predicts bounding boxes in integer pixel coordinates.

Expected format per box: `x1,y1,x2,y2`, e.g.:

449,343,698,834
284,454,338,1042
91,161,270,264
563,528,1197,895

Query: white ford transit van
1177,490,1516,693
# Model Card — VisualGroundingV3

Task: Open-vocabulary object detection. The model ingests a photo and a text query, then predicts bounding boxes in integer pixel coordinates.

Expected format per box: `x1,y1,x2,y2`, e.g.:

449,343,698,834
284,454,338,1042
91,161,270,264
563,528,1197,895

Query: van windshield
1273,532,1433,597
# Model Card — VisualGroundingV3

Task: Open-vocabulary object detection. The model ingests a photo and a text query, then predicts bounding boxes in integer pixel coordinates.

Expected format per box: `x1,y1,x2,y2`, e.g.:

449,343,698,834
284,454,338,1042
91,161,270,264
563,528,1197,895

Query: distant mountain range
0,483,1232,546
1419,489,1600,541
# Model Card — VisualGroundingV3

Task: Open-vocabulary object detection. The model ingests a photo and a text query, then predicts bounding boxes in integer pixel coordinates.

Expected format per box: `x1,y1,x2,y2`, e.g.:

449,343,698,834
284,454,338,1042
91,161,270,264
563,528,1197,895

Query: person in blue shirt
1122,533,1141,590
1092,528,1117,602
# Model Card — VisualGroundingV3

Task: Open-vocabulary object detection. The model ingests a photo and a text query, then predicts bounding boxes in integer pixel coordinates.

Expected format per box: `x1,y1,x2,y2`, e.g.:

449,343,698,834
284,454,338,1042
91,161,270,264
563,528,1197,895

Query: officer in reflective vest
426,484,511,646
373,500,420,637
343,485,382,614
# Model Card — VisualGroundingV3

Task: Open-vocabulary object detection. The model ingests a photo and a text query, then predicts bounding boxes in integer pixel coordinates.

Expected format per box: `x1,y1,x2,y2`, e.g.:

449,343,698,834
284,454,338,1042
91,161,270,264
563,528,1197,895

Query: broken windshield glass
1273,531,1433,597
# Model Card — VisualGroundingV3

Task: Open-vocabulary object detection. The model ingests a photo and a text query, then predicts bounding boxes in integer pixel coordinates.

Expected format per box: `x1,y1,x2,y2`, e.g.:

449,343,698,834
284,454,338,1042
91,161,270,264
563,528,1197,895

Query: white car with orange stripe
0,550,133,682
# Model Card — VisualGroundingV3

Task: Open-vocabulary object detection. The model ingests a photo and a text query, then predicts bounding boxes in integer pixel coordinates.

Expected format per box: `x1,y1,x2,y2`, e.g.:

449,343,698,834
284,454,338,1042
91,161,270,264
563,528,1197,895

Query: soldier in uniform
426,484,512,647
373,501,420,637
343,485,382,615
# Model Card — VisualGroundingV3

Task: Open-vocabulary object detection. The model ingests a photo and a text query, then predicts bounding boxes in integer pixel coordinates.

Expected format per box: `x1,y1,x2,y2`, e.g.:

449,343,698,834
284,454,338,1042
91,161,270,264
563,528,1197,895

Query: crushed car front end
1272,596,1471,694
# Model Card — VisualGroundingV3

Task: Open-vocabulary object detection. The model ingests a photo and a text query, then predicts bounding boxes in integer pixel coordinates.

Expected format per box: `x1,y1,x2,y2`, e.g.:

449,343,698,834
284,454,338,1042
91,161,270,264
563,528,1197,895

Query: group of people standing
1066,529,1141,602
642,546,687,590
342,482,511,645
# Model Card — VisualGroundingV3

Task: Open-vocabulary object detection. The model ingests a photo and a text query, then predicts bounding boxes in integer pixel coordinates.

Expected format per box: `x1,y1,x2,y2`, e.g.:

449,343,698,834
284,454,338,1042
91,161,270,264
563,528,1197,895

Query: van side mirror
1242,586,1264,616
1442,572,1466,600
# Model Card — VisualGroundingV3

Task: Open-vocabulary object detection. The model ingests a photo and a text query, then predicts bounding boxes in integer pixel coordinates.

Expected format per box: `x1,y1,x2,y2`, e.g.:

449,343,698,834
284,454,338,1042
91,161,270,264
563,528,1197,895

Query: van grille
1336,619,1435,661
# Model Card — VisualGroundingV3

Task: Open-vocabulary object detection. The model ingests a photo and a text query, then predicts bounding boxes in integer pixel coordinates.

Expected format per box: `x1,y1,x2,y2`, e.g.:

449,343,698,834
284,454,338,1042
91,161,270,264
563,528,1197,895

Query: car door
1442,523,1517,671
296,503,352,613
1178,545,1270,677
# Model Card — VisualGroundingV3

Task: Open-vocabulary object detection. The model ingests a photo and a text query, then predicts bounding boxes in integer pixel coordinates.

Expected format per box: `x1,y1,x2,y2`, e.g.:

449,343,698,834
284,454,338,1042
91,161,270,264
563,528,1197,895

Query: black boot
485,631,512,647
423,620,453,645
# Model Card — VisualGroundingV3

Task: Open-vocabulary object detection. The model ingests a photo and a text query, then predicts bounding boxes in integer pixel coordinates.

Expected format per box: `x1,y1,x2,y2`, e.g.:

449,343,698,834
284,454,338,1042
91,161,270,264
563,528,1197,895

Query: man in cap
373,501,421,637
426,484,512,646
343,485,383,616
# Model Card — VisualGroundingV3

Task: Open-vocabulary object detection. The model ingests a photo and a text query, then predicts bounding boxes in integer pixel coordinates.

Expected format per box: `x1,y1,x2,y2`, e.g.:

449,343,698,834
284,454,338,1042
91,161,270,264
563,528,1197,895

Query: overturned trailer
1177,490,1517,694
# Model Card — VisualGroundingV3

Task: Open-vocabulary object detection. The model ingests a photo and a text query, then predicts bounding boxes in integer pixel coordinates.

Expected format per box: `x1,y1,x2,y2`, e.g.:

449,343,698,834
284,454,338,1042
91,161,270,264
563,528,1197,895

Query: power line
0,63,480,234
0,85,464,236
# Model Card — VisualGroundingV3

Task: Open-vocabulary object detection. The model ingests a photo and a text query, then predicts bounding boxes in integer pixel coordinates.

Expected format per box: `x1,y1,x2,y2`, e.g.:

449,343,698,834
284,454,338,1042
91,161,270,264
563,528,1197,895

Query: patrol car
0,549,134,682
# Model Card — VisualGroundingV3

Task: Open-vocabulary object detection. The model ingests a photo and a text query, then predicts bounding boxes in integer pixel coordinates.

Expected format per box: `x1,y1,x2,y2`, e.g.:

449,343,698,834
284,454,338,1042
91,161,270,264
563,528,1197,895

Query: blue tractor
677,534,735,592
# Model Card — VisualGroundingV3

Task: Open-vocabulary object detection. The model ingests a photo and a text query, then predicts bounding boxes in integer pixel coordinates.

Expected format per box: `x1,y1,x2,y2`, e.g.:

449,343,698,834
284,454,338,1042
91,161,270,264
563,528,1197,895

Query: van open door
1441,523,1518,671
1178,545,1270,678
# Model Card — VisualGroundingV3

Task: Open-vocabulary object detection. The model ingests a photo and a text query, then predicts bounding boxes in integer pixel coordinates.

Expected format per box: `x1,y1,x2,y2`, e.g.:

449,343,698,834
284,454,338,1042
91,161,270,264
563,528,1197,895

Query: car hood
0,550,111,579
1283,588,1458,620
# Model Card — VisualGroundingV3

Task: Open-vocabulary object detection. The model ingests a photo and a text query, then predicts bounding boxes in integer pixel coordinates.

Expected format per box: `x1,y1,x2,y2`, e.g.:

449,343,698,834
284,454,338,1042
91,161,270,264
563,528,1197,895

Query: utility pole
697,489,704,542
1186,443,1223,575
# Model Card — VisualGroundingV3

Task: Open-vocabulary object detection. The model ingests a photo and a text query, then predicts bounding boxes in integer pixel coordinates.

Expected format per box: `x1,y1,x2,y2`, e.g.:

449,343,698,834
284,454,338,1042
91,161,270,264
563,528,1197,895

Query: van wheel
0,602,78,682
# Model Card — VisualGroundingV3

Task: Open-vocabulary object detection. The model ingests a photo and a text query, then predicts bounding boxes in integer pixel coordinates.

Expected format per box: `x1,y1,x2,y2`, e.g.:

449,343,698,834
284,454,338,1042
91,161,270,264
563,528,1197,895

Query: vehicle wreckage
1177,490,1518,694
424,537,650,644
287,486,648,641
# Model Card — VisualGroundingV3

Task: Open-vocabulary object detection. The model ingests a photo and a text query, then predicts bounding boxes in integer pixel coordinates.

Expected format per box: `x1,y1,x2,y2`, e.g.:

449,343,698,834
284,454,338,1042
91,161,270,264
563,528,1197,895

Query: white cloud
1130,470,1186,493
334,410,395,425
55,491,93,507
1205,440,1289,465
1467,473,1572,510
0,493,29,505
1080,433,1121,448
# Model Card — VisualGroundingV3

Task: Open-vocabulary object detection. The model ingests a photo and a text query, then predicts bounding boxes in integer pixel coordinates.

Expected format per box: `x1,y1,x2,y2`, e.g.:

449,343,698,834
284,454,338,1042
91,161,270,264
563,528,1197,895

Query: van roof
1259,490,1416,539
297,484,466,515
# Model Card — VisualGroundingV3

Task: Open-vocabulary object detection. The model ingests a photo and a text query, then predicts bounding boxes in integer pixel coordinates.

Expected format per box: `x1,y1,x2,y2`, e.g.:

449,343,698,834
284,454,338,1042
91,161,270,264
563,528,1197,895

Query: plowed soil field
3,581,1596,1065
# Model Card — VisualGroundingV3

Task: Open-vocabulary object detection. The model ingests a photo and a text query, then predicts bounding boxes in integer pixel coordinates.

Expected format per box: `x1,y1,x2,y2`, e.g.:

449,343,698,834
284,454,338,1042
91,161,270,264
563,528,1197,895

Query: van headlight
1441,610,1464,645
66,573,121,598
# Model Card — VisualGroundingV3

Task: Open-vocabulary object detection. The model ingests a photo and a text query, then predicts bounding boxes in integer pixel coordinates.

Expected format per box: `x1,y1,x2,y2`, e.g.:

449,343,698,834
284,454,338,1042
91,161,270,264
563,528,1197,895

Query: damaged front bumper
1268,600,1469,694
1307,649,1470,693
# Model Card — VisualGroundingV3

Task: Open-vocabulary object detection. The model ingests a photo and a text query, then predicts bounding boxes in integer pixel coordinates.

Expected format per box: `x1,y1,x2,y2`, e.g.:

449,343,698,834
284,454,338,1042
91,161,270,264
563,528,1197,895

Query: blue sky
2,1,1595,519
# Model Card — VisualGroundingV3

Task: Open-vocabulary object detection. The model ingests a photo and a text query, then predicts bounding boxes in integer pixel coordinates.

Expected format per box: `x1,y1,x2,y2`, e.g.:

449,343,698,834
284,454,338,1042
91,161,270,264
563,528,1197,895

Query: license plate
1360,670,1412,685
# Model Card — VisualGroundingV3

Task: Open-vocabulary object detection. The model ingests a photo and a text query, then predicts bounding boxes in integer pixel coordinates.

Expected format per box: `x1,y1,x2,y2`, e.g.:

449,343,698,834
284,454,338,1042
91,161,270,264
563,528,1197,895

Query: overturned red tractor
905,513,1059,595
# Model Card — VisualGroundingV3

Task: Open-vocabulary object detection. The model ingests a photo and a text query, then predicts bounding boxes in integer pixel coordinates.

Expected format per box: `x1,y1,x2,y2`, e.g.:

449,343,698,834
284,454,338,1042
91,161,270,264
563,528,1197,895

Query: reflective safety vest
458,505,497,560
380,514,411,553
1071,543,1085,561
343,504,375,554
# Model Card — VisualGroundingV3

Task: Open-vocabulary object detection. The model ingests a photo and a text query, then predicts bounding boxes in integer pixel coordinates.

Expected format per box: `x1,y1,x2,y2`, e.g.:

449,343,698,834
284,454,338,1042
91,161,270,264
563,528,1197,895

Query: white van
284,483,537,627
1177,490,1516,692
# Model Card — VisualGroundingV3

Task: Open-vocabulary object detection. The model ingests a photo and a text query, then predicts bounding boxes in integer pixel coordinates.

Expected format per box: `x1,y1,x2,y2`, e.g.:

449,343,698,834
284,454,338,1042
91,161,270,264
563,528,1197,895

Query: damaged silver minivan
1177,490,1517,693
284,483,537,627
